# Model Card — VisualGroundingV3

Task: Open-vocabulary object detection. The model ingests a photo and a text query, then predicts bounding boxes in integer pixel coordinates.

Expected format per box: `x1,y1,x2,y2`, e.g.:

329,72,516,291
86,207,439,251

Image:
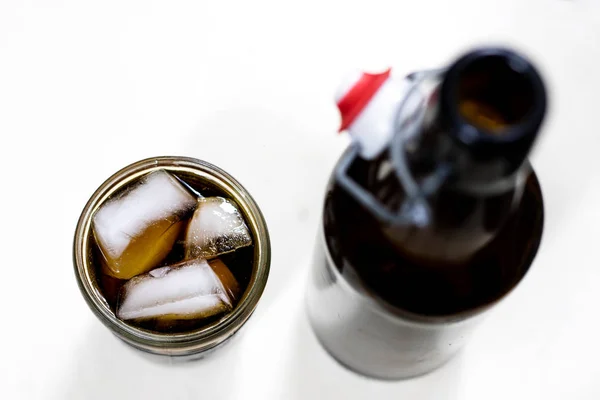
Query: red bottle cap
336,69,391,132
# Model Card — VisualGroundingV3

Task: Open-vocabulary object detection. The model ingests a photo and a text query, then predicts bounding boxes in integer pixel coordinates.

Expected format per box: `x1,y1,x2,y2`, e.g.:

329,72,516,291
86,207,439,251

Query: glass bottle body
307,48,547,379
307,156,543,379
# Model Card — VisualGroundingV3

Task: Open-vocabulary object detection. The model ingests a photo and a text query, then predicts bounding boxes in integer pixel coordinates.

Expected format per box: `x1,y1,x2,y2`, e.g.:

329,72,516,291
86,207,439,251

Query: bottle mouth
457,54,535,134
441,48,546,151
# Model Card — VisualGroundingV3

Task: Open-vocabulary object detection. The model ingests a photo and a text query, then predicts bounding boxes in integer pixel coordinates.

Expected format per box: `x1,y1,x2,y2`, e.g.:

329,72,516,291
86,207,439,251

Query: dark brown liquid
457,54,535,132
90,170,255,333
323,158,543,316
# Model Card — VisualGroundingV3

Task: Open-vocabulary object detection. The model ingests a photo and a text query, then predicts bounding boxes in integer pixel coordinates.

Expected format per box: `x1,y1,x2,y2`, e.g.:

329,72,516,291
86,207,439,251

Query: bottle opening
457,54,535,135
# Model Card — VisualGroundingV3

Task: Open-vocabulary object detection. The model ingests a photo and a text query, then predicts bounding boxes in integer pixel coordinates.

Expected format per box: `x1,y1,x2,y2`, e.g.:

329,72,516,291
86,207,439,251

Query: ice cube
116,258,240,322
93,170,197,280
185,197,252,259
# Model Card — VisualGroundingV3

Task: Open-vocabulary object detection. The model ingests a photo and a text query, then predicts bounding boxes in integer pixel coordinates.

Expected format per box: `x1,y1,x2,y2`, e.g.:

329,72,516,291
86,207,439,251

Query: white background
1,1,599,399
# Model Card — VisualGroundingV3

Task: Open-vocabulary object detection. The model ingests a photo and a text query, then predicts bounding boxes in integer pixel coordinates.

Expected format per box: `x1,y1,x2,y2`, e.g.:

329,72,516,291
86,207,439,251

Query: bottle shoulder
322,166,543,317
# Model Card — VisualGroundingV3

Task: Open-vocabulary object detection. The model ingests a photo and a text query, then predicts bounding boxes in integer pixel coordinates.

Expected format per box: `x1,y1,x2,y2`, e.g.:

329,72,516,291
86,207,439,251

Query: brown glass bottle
307,48,546,379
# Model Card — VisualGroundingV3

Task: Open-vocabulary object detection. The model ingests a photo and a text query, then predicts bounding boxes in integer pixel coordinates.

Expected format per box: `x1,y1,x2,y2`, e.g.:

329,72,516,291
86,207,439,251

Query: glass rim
73,156,271,356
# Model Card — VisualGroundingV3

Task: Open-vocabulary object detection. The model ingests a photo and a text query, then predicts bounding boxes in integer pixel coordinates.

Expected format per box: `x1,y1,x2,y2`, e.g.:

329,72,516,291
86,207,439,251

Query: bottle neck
363,48,546,265
401,48,546,197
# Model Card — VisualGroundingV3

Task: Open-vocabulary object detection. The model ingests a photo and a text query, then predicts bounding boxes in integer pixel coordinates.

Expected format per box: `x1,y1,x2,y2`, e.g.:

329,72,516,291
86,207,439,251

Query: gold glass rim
73,156,271,355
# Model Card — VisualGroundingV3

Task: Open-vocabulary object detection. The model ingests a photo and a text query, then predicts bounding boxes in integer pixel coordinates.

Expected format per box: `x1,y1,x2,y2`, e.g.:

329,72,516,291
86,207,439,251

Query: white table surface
1,1,599,399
